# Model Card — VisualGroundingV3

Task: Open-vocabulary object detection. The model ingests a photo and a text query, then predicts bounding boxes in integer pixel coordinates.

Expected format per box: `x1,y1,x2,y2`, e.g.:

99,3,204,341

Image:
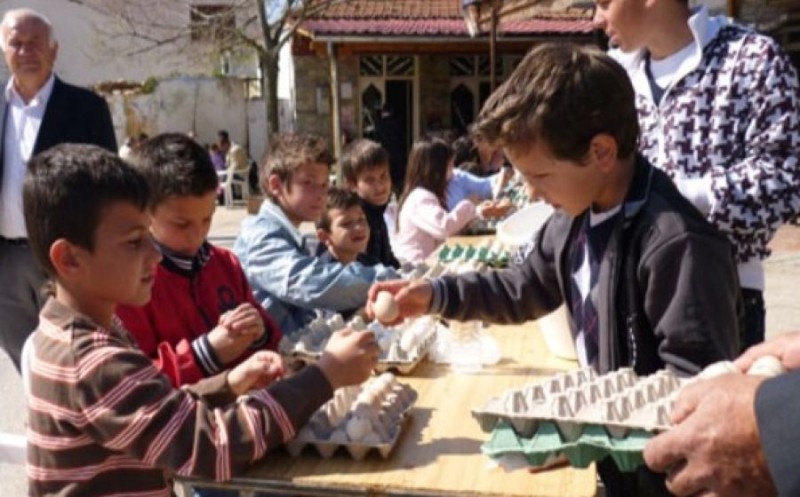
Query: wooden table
191,323,597,497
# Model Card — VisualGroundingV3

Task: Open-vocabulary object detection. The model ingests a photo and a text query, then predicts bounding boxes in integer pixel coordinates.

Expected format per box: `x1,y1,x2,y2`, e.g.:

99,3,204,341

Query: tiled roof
310,0,463,19
299,0,593,38
302,17,593,37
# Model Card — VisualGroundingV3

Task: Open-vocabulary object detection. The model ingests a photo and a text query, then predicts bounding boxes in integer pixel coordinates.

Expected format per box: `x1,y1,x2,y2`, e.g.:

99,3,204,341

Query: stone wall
293,54,335,139
105,76,249,153
737,0,795,25
417,55,452,135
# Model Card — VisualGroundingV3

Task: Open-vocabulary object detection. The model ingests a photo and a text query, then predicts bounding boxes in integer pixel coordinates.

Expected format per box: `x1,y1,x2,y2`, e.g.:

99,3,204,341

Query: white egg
697,360,739,380
345,415,372,441
747,355,787,377
374,291,399,323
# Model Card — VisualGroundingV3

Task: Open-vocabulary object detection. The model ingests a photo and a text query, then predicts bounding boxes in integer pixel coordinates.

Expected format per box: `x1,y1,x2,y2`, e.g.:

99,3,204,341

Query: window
190,5,235,42
359,56,414,77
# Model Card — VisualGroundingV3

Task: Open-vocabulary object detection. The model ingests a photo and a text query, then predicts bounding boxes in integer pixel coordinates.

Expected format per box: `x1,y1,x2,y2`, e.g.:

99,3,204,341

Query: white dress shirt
1,74,55,238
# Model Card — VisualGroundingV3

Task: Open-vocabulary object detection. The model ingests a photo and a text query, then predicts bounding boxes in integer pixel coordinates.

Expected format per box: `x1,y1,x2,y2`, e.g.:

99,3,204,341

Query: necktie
571,220,598,366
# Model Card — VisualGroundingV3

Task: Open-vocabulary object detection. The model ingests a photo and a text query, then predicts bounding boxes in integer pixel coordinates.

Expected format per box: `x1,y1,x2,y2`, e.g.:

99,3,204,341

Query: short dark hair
340,139,389,184
451,135,479,170
133,133,219,208
261,133,335,202
317,187,362,232
24,144,149,278
473,42,639,162
217,130,230,143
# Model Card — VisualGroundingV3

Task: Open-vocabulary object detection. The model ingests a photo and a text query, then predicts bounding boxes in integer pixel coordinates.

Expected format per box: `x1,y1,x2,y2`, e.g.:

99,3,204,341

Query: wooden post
328,42,343,185
490,0,499,91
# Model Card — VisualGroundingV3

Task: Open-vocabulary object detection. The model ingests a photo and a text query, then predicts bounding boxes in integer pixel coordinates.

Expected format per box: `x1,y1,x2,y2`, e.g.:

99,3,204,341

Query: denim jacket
234,201,399,335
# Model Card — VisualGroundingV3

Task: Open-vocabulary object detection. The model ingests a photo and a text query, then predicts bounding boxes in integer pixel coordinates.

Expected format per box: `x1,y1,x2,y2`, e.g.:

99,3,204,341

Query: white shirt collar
5,73,56,109
610,6,731,103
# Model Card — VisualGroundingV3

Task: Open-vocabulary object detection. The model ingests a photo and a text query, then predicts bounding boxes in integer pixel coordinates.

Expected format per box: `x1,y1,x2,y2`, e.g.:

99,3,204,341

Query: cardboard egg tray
472,368,688,472
286,373,417,460
482,420,653,472
371,317,440,374
278,314,438,375
472,368,688,440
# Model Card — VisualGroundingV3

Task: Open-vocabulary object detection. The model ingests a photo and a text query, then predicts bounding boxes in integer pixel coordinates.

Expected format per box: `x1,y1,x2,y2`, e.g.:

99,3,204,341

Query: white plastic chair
219,169,249,208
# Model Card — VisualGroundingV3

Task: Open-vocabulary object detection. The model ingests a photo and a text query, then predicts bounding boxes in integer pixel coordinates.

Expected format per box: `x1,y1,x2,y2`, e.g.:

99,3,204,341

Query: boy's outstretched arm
226,350,285,395
58,328,375,482
240,230,397,311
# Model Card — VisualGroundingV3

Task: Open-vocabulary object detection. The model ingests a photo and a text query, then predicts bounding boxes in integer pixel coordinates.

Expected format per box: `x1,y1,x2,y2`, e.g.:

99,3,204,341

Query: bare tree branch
89,0,349,134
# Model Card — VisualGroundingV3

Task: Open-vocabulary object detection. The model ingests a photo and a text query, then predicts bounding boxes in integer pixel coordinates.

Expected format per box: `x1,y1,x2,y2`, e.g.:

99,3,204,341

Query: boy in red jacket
117,133,281,386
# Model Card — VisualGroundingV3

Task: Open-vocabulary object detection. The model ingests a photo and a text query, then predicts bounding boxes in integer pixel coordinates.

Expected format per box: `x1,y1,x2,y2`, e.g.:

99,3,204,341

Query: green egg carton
438,244,465,262
464,246,477,260
482,421,651,472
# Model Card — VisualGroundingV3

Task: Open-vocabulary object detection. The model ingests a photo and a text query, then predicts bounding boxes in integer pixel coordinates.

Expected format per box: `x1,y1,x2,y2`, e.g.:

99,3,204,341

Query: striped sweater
27,298,332,496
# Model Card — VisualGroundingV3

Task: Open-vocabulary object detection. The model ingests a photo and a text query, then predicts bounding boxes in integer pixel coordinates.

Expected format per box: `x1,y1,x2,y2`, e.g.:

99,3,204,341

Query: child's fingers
367,280,408,302
226,315,264,337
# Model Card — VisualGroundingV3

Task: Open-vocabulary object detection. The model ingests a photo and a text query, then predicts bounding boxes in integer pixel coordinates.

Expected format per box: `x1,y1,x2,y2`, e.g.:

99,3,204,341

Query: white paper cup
537,305,577,361
496,202,554,247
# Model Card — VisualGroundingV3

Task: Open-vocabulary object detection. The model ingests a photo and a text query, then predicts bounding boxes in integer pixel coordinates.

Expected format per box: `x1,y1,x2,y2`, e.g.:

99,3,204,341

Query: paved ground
2,205,800,495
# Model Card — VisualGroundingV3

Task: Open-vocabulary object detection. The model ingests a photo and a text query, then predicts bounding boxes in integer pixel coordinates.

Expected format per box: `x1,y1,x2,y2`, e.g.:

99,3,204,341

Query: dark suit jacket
756,371,800,496
0,76,117,190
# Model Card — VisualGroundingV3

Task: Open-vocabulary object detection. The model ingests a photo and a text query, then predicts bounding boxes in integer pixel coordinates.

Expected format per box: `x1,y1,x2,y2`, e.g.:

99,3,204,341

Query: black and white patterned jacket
611,8,800,284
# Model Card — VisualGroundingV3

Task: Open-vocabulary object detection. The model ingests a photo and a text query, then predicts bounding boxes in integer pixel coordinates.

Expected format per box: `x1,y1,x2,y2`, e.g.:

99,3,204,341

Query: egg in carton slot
277,313,346,362
279,313,439,375
287,372,418,460
368,315,441,374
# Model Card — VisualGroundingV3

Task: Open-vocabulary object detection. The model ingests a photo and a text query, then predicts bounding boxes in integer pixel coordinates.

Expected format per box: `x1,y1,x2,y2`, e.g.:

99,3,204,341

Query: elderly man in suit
0,8,117,371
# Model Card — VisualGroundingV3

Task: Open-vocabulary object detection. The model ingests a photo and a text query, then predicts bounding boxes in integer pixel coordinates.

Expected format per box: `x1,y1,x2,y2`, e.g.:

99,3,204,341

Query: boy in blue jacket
234,134,398,335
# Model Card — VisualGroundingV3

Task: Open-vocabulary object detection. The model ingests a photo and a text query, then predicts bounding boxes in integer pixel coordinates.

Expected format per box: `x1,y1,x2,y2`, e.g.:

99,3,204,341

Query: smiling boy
234,134,398,335
341,138,400,268
316,188,373,266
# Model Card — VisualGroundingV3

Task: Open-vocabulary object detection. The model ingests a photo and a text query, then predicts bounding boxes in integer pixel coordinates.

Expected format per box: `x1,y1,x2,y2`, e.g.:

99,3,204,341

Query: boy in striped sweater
23,143,379,496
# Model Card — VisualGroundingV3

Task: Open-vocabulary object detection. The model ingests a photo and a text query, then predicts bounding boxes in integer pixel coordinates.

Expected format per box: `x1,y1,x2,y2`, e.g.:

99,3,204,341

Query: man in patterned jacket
594,0,800,348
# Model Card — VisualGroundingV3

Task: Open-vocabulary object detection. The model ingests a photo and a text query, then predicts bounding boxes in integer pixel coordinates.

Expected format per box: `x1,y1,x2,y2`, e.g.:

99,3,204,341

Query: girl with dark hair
393,138,490,262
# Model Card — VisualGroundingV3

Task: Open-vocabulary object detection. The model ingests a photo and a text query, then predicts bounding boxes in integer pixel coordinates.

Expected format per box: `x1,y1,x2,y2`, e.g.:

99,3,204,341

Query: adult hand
736,331,800,372
643,374,776,497
366,279,433,325
318,328,380,389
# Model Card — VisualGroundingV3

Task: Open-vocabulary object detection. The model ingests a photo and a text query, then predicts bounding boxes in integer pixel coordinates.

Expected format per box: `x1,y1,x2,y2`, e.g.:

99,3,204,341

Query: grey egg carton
371,316,440,374
279,314,438,375
398,260,451,280
286,373,417,460
277,313,347,358
472,368,689,440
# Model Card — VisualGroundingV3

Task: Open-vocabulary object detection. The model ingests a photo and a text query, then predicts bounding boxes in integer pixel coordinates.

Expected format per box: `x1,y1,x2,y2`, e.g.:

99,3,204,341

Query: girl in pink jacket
394,138,489,262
